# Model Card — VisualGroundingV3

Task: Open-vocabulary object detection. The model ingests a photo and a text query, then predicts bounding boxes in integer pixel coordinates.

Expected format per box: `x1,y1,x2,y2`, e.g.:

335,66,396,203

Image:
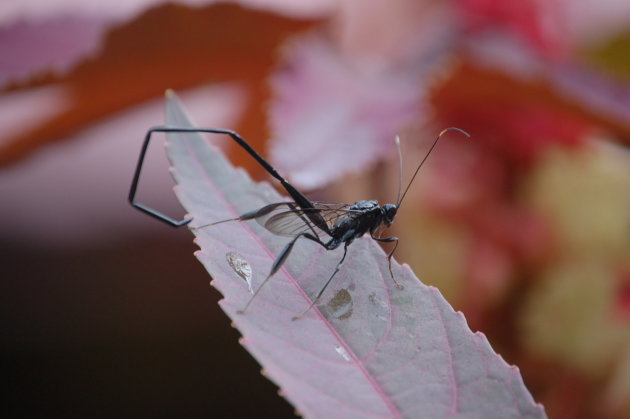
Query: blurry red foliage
0,3,319,175
456,0,568,58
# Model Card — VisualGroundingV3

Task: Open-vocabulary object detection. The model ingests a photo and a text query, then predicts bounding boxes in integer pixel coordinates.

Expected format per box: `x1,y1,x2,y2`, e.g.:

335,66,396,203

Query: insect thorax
348,200,379,211
329,200,385,242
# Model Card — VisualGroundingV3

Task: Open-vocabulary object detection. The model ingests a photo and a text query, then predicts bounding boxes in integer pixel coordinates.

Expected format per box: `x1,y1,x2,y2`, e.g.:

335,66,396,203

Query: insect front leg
238,232,325,315
371,234,403,289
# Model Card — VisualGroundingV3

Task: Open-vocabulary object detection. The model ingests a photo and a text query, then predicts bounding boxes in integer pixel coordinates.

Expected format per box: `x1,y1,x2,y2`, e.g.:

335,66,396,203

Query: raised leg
237,232,325,314
130,126,329,234
292,242,350,321
371,235,403,289
128,128,196,227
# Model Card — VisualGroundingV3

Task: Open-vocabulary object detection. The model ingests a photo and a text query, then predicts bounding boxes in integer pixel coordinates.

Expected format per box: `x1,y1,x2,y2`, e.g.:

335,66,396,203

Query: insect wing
263,203,356,237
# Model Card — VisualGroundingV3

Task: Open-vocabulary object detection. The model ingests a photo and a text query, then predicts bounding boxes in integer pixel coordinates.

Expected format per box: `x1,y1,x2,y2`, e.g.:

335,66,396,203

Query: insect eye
383,205,397,220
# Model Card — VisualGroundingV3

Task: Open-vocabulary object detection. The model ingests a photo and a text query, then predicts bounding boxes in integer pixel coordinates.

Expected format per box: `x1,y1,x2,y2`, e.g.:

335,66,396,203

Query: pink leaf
165,92,545,418
268,35,425,189
0,0,334,87
0,15,107,86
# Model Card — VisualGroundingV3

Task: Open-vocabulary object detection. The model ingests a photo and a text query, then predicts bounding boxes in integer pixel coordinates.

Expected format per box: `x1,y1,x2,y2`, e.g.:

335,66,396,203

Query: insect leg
176,127,331,233
371,235,403,289
130,126,256,227
237,232,325,314
291,242,350,321
129,128,193,227
191,202,294,230
131,126,332,234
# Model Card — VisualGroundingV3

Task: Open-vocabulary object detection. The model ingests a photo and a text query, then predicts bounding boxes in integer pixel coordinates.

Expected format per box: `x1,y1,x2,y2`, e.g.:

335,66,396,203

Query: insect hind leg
191,202,294,230
128,127,198,227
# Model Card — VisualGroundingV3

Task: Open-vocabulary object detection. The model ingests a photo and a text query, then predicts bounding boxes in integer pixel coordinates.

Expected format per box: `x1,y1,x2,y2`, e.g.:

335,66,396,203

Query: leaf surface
164,92,546,419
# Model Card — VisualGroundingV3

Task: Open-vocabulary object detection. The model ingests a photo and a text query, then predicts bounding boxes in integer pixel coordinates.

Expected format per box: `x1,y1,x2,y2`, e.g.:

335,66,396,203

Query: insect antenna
396,127,470,208
395,136,404,205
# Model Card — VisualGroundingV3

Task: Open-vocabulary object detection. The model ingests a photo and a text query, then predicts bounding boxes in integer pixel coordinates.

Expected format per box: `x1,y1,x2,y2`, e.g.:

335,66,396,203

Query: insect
129,126,469,319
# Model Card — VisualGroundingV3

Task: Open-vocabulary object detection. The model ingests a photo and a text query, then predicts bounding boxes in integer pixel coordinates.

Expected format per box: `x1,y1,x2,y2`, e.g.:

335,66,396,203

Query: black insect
129,126,469,319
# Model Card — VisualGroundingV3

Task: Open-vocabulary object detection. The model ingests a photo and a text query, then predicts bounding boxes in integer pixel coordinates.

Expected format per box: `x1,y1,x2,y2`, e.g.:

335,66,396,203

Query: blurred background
1,0,630,417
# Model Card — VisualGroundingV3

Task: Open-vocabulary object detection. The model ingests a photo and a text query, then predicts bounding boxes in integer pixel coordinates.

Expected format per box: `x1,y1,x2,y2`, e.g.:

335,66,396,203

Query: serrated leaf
164,91,546,419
